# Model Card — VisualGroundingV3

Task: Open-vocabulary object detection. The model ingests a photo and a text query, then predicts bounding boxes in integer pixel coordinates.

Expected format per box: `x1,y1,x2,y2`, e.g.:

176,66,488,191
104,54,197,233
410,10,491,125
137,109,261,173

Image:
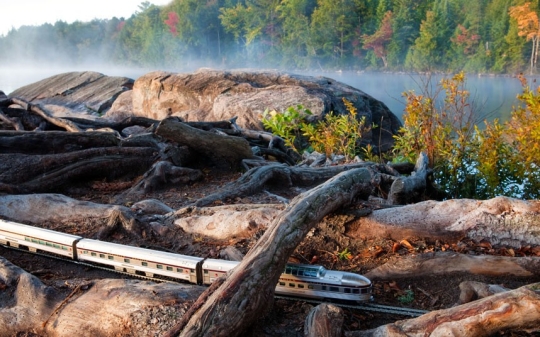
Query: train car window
54,244,60,249
329,286,339,292
142,262,148,266
38,240,45,245
322,286,327,291
344,288,351,293
289,283,295,287
204,270,208,274
166,266,173,271
177,268,183,273
190,269,195,273
352,289,360,294
82,250,88,254
124,258,130,263
61,246,68,250
279,282,285,286
46,242,52,246
285,267,291,274
91,252,97,256
361,288,369,293
297,270,304,276
292,270,297,276
31,239,38,243
108,256,114,260
308,285,314,289
100,254,105,258
157,265,163,269
25,237,30,241
298,284,305,289
304,270,317,277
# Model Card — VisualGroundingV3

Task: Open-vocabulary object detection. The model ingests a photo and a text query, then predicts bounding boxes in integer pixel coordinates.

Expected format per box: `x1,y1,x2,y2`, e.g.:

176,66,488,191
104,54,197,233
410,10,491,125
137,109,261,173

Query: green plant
337,247,353,260
393,72,481,198
397,289,415,304
262,105,312,153
301,98,371,161
261,99,373,161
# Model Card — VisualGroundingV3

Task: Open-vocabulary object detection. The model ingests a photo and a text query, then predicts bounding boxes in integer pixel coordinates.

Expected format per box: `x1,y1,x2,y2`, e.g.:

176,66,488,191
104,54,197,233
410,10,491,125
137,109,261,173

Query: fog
1,63,532,124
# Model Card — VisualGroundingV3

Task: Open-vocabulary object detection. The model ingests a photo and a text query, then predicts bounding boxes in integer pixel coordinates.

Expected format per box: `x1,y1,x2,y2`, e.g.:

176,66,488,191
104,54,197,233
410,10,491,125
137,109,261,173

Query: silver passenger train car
0,219,372,302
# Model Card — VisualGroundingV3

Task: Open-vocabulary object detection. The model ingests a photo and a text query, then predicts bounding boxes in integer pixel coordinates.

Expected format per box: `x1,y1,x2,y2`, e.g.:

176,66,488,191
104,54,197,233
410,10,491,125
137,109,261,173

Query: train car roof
77,239,204,268
202,259,240,271
0,219,82,245
324,270,371,287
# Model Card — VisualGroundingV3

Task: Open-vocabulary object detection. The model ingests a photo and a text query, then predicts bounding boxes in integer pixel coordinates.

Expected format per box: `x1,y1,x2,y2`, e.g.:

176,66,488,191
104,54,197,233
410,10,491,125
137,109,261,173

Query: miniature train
0,219,372,302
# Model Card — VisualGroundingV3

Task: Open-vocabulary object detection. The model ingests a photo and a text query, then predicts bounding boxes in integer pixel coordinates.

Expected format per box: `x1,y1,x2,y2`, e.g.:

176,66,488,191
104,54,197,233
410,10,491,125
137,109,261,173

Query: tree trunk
365,251,540,280
0,147,156,194
345,283,540,337
304,303,344,337
346,196,540,248
155,117,255,170
167,168,374,337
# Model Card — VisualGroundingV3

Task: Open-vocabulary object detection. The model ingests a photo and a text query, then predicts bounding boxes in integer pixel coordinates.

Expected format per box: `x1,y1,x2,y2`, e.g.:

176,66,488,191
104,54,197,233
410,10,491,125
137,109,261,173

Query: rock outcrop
8,71,133,116
126,69,402,152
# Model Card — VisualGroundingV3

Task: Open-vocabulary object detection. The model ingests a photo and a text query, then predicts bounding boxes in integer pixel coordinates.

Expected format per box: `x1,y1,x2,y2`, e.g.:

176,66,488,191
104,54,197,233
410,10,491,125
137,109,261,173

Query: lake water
1,66,536,123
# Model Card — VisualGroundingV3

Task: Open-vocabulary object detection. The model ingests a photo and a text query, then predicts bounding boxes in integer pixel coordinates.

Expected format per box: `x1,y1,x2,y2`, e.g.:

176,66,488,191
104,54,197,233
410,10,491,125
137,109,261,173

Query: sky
0,0,172,36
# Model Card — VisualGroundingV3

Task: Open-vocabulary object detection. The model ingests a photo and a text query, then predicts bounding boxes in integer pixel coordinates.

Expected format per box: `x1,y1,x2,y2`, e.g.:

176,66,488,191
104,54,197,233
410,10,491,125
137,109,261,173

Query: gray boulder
130,68,402,151
8,71,133,116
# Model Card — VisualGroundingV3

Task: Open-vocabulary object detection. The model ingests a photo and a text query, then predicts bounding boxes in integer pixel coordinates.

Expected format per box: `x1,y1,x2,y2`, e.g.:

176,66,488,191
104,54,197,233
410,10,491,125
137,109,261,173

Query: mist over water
0,65,535,123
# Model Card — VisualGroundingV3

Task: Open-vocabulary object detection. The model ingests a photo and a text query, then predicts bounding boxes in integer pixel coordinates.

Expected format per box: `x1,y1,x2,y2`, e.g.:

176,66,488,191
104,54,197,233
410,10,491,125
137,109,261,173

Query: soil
2,168,540,337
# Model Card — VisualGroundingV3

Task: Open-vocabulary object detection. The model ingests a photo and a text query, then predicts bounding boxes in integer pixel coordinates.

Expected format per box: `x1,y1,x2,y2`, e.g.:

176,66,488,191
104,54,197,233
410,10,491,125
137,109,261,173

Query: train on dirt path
0,219,373,302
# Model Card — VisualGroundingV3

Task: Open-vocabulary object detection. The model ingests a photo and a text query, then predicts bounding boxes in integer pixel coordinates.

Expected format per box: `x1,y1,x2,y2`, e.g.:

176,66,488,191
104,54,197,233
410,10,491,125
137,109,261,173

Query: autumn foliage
164,12,179,36
363,11,393,68
509,2,540,74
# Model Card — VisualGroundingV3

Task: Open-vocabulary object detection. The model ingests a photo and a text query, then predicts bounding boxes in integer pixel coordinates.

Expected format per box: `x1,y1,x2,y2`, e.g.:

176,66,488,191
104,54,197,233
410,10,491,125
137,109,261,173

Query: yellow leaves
509,3,540,42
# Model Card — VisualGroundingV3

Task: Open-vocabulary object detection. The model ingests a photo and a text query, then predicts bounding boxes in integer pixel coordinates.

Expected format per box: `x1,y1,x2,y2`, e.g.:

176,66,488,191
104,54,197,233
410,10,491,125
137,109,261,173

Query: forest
1,0,540,74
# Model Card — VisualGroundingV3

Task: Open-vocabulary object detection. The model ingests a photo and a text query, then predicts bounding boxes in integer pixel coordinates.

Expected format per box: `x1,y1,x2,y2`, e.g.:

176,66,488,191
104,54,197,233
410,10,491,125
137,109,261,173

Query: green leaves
261,99,372,162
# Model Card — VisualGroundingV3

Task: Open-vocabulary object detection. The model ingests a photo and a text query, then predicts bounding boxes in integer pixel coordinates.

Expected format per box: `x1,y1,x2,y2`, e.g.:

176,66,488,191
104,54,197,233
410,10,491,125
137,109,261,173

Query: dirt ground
2,168,540,336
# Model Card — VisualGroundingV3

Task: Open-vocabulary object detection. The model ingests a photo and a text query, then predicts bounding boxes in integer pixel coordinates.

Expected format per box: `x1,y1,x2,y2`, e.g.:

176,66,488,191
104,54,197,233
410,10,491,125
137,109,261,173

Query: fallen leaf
392,242,401,253
400,239,415,251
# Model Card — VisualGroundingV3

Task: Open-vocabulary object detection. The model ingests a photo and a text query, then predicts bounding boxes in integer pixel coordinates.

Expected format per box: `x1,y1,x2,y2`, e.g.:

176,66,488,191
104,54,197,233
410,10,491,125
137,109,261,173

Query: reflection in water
1,67,535,123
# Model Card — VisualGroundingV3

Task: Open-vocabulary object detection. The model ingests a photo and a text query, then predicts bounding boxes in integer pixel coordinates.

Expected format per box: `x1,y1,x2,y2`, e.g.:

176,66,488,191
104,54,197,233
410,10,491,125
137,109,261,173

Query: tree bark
365,251,540,280
168,168,374,337
346,196,540,248
387,152,430,205
304,303,344,337
0,147,156,194
156,117,255,170
345,283,540,337
193,162,377,207
0,130,123,154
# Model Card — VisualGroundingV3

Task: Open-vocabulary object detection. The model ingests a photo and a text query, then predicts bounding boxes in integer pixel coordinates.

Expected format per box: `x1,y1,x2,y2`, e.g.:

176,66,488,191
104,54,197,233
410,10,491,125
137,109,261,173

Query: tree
363,10,393,68
405,10,439,71
509,2,540,74
310,0,359,67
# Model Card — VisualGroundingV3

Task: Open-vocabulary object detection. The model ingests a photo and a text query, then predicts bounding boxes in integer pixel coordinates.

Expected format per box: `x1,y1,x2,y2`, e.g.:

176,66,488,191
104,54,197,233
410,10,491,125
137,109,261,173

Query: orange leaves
509,3,540,42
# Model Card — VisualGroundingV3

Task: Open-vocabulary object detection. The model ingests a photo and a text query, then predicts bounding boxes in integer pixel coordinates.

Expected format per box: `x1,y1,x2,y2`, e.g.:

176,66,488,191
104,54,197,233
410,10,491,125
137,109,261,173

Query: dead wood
365,252,540,280
8,97,82,132
345,283,540,337
170,204,283,240
171,168,374,337
456,281,509,305
0,130,123,154
193,162,377,207
0,147,156,194
387,152,431,205
347,196,540,248
304,303,344,337
124,161,203,194
155,117,255,170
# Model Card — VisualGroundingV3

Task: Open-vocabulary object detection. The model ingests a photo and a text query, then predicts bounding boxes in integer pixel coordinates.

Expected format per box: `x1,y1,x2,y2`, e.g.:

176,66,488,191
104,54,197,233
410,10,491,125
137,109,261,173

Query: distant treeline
1,0,539,73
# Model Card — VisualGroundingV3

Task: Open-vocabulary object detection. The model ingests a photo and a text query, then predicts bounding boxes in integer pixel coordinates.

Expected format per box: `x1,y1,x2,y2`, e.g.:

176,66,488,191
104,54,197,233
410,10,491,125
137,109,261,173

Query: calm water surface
1,66,536,123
